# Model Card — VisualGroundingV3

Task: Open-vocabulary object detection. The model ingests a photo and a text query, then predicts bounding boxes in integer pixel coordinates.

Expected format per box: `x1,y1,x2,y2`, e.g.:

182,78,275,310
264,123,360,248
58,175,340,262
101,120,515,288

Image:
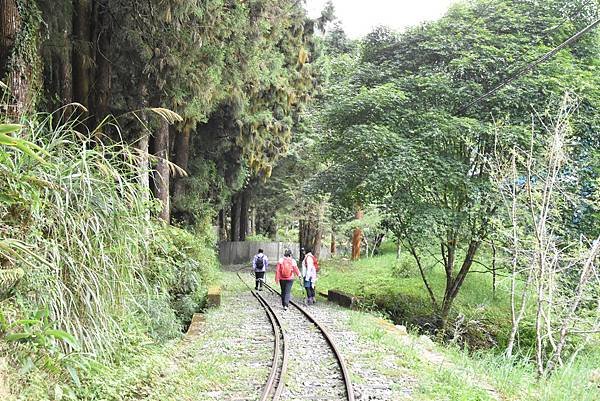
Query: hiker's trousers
255,271,265,290
279,279,294,307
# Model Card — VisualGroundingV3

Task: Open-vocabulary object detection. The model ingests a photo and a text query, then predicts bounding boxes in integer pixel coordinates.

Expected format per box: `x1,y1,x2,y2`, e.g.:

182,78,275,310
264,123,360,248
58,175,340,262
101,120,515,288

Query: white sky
305,0,461,38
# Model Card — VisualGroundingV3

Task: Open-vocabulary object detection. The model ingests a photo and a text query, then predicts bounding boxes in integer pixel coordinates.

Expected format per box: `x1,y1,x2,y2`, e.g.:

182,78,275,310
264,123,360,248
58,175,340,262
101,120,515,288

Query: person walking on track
252,248,269,291
275,249,300,310
301,248,319,305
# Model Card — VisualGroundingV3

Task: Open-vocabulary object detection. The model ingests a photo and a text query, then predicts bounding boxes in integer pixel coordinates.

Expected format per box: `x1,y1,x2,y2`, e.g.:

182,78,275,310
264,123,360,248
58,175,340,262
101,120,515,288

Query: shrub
0,114,218,365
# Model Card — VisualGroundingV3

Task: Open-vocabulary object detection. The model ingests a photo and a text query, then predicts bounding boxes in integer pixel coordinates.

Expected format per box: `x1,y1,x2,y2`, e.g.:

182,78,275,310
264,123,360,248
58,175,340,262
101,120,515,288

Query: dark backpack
255,255,264,270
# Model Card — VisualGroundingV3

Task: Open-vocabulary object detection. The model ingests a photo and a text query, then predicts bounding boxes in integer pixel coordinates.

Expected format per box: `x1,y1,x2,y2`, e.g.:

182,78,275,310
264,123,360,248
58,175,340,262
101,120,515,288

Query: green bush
245,233,272,242
0,115,219,398
148,223,219,331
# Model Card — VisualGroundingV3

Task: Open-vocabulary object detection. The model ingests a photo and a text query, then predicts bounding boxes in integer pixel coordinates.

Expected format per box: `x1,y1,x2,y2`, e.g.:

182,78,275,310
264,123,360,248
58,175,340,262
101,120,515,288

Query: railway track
237,272,287,401
238,271,355,401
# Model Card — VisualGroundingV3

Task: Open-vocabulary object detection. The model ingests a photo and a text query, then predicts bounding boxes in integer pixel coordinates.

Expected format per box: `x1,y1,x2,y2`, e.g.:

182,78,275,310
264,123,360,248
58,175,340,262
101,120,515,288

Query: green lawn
315,241,523,349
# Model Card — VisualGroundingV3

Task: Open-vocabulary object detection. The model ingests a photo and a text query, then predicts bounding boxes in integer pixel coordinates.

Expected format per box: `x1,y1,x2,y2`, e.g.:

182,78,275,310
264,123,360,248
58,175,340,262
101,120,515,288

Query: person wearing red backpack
275,249,300,311
301,248,319,305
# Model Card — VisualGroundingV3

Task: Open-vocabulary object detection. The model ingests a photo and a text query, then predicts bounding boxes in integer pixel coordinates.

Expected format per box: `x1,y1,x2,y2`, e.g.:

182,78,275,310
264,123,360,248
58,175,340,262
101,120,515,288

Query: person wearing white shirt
301,248,319,305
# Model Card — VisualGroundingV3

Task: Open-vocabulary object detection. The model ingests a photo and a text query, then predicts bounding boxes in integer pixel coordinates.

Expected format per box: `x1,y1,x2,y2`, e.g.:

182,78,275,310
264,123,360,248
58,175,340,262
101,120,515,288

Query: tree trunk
267,220,277,240
250,207,256,236
330,231,336,255
440,239,480,328
218,209,227,241
351,208,363,260
173,125,191,199
491,239,497,298
72,0,92,108
396,238,402,259
407,241,438,310
59,26,73,104
230,193,241,241
135,83,149,210
1,0,35,116
151,119,170,222
136,132,149,189
0,0,19,79
299,217,322,258
91,0,110,126
313,224,322,259
239,190,250,241
255,211,262,236
372,233,385,257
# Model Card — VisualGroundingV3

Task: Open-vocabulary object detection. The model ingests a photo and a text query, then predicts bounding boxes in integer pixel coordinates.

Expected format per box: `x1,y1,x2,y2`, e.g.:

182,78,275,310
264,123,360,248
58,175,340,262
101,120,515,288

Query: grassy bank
313,242,600,400
346,307,600,401
316,242,517,348
0,117,220,399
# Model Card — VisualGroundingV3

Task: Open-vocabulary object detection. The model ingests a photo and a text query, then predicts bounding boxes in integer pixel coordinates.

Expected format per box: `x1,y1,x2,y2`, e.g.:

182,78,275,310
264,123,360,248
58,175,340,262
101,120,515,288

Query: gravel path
234,268,415,401
303,300,416,400
136,283,275,401
257,288,348,401
138,267,417,400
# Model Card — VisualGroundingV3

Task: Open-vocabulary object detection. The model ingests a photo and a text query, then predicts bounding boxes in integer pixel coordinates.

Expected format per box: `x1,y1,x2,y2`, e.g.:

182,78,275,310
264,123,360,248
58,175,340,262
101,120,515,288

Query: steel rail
237,272,287,401
259,275,355,401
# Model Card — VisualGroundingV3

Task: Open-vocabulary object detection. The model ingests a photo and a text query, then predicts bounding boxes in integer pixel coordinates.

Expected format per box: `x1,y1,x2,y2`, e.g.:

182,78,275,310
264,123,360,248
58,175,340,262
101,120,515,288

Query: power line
460,16,600,113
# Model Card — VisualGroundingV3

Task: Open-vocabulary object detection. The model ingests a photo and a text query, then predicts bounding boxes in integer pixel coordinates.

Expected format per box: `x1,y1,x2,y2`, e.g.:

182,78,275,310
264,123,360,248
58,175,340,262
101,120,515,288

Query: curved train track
237,271,355,401
237,272,288,401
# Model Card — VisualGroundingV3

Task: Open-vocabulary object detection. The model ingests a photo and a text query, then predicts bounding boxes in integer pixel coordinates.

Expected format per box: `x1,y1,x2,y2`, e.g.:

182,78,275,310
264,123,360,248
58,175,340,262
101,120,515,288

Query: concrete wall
219,241,331,266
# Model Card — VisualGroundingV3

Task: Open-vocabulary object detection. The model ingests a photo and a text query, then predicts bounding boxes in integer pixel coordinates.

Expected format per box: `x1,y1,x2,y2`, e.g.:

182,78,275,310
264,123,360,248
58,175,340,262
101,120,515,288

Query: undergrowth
346,308,600,401
317,242,600,399
0,113,219,399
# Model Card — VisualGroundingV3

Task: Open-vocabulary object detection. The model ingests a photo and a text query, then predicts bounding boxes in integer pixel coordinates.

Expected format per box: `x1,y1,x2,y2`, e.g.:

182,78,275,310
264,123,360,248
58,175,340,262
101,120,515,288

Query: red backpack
304,254,319,272
281,258,293,279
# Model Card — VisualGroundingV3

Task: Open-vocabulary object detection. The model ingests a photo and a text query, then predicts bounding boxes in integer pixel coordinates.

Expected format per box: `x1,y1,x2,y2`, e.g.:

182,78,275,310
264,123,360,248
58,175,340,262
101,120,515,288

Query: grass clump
0,114,219,399
346,307,600,401
446,346,600,401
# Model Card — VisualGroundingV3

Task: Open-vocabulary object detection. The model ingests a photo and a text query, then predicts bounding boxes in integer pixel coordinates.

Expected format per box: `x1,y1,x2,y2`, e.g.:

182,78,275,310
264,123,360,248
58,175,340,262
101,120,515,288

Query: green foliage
245,233,272,242
2,309,78,350
0,307,86,397
147,223,219,333
101,0,324,188
452,347,600,401
0,123,48,163
171,157,225,220
0,111,219,395
317,243,517,348
311,0,600,324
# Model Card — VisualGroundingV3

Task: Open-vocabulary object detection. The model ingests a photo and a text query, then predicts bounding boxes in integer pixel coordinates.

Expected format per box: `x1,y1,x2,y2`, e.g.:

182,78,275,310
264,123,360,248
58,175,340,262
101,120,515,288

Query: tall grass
1,111,217,359
449,346,600,401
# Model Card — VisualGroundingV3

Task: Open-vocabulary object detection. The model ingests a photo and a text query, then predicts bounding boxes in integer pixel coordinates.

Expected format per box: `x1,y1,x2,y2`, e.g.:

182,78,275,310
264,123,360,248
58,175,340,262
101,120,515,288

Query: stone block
394,325,408,335
327,289,356,308
207,286,221,308
418,334,435,350
185,313,206,337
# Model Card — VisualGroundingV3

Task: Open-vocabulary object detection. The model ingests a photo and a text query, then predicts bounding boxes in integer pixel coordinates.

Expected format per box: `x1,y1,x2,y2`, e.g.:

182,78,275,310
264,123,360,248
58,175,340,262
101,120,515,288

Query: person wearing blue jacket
252,249,269,290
